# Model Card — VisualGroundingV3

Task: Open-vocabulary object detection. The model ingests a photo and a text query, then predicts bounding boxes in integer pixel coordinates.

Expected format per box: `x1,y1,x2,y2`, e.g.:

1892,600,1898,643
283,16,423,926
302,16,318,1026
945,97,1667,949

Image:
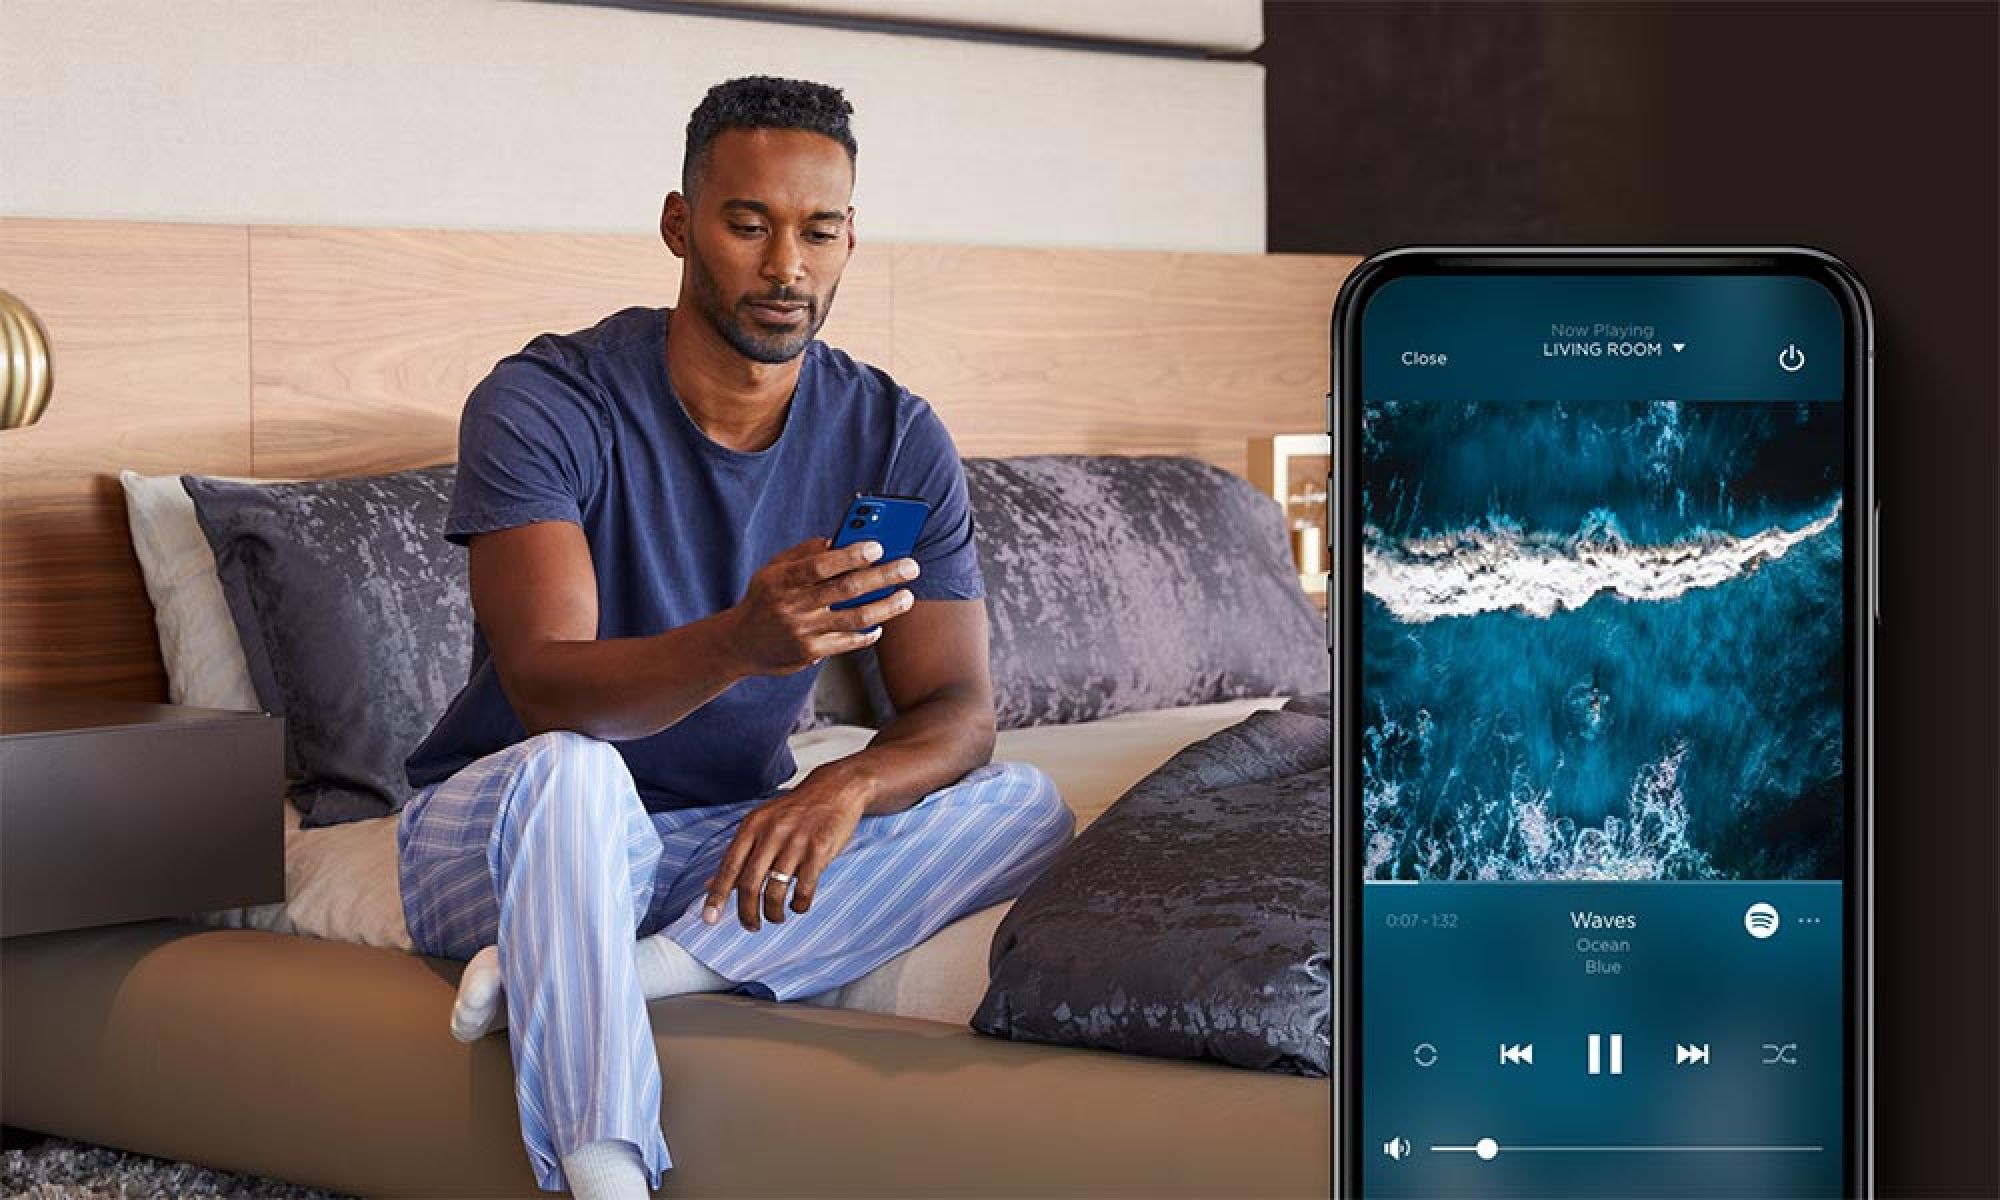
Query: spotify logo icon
1744,902,1781,939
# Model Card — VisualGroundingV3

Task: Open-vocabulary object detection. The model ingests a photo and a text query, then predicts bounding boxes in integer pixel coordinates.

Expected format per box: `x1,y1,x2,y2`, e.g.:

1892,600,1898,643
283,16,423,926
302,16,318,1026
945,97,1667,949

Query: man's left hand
701,778,868,931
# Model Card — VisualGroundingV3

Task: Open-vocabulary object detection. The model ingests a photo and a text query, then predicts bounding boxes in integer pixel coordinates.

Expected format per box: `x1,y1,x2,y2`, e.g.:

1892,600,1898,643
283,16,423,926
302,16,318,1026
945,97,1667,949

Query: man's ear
846,206,857,255
661,191,690,259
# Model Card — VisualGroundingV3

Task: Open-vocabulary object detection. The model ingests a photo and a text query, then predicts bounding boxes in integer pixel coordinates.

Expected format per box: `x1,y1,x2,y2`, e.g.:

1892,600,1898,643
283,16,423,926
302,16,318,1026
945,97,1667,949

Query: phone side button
1325,480,1335,653
1871,501,1881,625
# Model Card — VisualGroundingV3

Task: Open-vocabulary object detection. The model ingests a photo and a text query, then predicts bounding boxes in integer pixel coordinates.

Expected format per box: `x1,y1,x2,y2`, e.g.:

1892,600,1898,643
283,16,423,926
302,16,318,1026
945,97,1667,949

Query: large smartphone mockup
1333,249,1873,1199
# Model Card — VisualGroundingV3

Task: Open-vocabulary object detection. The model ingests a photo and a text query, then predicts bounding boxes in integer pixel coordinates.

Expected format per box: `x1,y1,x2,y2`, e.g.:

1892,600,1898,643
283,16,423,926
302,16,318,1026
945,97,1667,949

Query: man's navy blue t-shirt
404,306,985,812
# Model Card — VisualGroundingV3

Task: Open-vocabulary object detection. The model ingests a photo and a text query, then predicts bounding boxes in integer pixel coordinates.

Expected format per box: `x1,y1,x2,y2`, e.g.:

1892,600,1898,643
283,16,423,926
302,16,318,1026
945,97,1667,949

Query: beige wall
0,0,1264,252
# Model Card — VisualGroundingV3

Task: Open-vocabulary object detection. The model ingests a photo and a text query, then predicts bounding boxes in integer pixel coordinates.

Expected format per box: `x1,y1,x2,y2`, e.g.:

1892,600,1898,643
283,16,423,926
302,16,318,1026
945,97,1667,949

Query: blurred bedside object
1,289,54,430
1249,434,1330,606
0,689,283,937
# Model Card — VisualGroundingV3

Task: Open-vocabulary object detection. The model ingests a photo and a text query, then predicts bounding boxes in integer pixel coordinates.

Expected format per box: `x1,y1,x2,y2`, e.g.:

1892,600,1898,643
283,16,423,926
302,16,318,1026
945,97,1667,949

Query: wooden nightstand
0,689,284,938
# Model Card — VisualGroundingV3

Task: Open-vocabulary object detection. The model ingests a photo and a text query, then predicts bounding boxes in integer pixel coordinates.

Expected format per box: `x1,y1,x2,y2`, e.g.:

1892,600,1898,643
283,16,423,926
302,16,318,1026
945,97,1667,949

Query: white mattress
193,696,1291,1026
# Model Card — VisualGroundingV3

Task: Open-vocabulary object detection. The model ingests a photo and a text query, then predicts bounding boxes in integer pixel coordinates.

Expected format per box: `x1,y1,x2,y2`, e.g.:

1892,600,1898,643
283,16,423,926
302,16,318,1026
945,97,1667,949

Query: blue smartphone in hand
829,493,930,613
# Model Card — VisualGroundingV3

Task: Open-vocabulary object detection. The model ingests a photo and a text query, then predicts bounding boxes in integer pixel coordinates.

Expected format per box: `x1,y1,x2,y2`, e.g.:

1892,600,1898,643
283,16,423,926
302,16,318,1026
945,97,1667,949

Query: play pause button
1587,1033,1624,1075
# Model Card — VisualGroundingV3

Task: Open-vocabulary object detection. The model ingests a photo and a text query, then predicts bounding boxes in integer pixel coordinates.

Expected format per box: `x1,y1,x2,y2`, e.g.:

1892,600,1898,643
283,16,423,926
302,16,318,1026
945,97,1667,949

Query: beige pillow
119,469,271,712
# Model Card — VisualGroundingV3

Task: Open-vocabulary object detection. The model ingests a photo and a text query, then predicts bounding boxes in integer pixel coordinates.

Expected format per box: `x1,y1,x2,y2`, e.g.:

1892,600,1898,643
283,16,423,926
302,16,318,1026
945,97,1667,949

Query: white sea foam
1364,738,1720,882
1363,502,1841,624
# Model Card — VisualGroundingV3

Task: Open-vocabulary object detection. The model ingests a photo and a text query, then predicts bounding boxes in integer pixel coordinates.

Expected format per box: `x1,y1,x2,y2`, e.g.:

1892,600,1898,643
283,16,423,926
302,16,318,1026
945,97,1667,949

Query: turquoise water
1359,397,1846,882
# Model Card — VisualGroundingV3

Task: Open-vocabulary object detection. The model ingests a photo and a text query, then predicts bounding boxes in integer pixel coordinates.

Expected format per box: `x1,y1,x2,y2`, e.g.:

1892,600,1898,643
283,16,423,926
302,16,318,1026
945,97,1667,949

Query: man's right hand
725,537,921,676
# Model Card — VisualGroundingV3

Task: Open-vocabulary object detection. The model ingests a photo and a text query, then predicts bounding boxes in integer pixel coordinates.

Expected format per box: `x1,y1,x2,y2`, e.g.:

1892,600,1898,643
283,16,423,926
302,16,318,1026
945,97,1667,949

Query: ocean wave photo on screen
1360,396,1845,882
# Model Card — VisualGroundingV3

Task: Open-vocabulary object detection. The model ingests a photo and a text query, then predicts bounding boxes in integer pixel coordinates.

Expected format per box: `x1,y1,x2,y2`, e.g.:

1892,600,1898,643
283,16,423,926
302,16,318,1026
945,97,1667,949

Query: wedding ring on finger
765,870,794,888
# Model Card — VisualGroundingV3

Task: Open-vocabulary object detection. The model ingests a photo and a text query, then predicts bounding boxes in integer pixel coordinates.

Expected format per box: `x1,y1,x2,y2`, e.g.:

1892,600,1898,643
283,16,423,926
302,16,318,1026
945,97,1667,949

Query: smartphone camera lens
848,518,866,530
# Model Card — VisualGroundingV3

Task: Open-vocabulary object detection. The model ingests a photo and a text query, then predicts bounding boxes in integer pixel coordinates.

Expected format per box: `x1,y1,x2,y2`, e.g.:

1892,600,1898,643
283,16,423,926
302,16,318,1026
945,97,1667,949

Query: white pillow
118,469,270,712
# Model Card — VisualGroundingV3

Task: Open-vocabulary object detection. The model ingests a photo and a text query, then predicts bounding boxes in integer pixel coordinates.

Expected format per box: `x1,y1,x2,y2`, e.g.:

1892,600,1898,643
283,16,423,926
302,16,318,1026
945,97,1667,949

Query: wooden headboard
0,218,1356,701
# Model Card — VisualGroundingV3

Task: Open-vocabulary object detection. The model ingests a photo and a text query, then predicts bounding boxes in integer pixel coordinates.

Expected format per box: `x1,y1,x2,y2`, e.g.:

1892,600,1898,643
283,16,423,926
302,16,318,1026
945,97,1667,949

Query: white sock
450,944,506,1042
451,935,729,1043
560,1137,651,1200
635,932,732,999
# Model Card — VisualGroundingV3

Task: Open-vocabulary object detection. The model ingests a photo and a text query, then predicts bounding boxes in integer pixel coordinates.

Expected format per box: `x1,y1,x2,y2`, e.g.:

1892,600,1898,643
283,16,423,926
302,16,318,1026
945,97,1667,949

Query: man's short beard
686,234,837,365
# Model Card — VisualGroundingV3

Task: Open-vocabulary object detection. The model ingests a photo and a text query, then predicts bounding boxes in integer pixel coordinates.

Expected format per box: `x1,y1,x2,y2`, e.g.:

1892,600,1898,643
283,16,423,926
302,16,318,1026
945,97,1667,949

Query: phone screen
1339,257,1869,1198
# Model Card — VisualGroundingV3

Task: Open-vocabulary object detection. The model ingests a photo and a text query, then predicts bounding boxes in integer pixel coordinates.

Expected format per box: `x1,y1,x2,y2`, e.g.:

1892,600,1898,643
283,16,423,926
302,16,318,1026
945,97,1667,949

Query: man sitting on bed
397,76,1074,1200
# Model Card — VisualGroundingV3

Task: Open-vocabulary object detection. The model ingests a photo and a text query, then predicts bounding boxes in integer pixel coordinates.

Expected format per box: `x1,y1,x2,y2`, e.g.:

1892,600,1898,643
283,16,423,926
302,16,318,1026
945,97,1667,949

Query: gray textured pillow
185,466,472,827
863,455,1327,730
971,694,1331,1075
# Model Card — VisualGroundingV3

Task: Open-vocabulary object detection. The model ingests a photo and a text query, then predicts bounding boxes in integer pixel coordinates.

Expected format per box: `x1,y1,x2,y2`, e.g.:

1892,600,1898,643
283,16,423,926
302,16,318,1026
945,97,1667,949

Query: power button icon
1778,343,1806,372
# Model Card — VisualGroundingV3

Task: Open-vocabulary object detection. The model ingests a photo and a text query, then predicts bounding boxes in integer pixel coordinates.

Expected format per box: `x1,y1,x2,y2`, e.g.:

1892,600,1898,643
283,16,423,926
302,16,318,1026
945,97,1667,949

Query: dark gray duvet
972,692,1331,1076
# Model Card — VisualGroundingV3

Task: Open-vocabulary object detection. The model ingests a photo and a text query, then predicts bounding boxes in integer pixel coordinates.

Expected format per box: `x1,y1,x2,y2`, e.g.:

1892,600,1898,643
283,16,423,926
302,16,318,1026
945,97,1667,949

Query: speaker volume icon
1382,1137,1412,1161
1499,1043,1534,1065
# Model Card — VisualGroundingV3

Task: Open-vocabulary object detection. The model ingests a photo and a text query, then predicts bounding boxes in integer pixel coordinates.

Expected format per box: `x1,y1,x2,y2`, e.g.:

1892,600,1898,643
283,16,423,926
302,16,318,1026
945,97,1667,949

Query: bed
0,217,1349,1197
4,701,1324,1198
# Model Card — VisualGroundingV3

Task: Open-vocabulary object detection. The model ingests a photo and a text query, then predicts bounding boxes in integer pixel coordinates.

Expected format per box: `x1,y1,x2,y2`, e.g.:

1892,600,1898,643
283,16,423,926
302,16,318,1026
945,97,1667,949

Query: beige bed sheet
193,696,1293,1025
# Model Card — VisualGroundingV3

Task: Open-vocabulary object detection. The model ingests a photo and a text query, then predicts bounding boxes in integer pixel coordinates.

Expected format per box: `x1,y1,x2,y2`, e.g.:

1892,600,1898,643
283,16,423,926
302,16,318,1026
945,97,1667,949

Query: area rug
1,1133,352,1199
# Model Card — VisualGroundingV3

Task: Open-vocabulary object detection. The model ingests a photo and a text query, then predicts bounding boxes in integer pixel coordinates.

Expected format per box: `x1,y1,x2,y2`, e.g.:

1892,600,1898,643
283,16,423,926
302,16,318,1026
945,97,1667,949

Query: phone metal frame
1329,246,1874,1199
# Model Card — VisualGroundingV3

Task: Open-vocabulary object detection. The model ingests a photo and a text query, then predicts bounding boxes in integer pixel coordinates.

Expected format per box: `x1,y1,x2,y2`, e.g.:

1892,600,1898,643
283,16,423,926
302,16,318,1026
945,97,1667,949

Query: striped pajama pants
395,730,1074,1194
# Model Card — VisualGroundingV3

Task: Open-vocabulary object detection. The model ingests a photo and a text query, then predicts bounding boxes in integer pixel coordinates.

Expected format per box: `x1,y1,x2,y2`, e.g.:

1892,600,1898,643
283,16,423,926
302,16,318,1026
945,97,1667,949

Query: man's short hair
682,76,857,197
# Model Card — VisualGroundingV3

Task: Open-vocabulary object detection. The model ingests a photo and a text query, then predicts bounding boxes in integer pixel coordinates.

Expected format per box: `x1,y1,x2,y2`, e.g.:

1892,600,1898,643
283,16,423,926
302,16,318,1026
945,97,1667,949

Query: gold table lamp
2,289,54,431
